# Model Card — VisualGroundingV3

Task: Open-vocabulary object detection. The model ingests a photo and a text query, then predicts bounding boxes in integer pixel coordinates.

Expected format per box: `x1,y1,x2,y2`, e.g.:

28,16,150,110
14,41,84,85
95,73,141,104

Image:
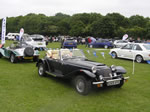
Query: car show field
0,40,150,112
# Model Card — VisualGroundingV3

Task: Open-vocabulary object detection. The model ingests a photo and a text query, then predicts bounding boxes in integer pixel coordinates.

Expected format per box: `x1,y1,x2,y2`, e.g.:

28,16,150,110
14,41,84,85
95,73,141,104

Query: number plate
69,43,73,45
107,80,120,86
24,57,33,59
38,43,42,45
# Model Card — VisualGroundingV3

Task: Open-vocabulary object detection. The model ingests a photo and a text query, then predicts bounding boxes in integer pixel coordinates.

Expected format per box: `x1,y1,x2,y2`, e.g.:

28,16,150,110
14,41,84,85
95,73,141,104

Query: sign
122,34,128,40
19,28,24,41
1,17,6,44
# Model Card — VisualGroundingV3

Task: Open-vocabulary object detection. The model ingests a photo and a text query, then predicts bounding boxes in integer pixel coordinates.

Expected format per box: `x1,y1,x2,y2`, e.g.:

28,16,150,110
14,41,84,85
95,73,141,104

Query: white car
5,33,19,40
110,43,150,63
21,34,46,50
113,40,129,48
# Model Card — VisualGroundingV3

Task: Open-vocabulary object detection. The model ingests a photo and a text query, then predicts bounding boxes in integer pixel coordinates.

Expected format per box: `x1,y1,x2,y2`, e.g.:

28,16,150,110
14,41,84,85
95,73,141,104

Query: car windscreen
65,40,74,42
143,44,150,50
31,37,43,41
61,49,85,59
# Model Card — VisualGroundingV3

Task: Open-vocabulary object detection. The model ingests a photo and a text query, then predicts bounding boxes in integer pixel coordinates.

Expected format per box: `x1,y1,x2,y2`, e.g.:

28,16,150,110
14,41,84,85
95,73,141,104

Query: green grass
0,40,150,112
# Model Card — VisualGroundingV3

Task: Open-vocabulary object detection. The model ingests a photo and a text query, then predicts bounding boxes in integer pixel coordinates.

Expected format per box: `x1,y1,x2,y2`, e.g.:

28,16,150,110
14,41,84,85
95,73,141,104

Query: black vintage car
36,49,129,95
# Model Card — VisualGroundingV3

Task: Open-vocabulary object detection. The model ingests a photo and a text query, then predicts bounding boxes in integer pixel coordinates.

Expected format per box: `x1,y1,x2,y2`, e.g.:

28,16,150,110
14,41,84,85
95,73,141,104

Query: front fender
115,66,126,74
36,59,46,67
65,69,96,79
81,69,96,78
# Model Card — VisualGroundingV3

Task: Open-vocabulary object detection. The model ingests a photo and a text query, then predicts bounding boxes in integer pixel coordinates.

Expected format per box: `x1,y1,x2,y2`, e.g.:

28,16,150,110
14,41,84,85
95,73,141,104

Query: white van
5,33,19,40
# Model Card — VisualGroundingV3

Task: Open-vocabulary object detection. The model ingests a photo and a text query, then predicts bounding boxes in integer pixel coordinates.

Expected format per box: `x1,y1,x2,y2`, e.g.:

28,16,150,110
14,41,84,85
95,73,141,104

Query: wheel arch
66,69,96,79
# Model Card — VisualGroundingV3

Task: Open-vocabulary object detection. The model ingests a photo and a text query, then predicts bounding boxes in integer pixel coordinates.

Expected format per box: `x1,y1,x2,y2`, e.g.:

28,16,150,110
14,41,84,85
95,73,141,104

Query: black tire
0,53,3,58
33,56,39,62
135,55,143,63
24,47,34,56
115,79,124,88
74,75,92,95
10,53,17,63
38,63,46,77
111,52,117,59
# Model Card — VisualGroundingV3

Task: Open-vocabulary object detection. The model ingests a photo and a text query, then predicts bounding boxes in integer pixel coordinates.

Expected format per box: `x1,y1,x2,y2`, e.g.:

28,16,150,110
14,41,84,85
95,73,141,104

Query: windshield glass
143,44,150,50
61,49,85,59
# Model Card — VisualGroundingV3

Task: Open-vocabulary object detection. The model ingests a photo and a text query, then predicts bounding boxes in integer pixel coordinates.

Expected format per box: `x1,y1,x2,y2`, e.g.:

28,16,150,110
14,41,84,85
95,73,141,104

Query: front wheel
10,54,17,63
74,75,92,95
38,63,46,76
111,52,117,59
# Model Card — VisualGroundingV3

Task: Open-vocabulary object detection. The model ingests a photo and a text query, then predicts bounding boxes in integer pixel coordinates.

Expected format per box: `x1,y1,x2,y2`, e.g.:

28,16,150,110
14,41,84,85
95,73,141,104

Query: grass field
0,40,150,112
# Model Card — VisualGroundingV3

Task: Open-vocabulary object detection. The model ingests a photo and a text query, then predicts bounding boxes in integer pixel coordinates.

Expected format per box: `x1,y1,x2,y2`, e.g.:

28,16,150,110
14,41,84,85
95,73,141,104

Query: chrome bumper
92,76,129,85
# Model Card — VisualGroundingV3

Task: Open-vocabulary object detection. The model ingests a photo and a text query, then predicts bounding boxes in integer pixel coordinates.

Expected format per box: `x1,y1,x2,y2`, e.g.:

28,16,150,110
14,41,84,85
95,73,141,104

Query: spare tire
24,47,34,56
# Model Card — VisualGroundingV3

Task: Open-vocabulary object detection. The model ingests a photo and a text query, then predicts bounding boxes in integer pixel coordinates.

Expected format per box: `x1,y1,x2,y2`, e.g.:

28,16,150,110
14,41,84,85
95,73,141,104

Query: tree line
0,12,150,39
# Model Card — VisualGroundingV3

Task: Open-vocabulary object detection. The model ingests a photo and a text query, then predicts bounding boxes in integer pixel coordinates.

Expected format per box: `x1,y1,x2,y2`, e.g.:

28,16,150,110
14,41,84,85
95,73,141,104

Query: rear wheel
74,75,92,95
135,55,143,63
10,54,17,63
38,63,46,76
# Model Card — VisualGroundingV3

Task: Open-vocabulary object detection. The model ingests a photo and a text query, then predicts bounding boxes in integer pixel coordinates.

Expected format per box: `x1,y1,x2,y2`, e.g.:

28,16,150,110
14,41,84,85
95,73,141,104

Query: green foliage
0,13,150,39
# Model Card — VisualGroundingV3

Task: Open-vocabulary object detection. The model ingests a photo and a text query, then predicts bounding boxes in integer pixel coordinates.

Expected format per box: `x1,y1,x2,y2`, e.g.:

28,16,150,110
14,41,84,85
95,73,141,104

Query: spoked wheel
74,75,92,95
135,55,143,63
10,54,17,63
38,63,46,76
111,52,117,59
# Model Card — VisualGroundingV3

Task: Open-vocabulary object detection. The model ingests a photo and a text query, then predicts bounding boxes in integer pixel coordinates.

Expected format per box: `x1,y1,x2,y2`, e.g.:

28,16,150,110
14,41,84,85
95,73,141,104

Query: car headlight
91,66,97,73
111,65,116,71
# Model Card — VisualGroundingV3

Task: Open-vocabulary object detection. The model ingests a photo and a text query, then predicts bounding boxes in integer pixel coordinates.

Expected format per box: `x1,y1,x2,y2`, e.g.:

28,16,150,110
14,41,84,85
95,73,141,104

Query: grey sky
0,0,150,18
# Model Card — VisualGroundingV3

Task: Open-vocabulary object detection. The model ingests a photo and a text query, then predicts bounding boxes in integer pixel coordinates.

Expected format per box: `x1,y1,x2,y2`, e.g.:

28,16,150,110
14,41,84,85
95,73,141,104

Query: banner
19,28,24,41
122,34,128,40
1,17,6,44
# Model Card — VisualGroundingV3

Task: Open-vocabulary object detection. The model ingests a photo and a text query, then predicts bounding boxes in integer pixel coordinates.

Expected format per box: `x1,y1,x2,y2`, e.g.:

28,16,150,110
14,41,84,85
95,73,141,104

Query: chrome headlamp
111,65,116,72
91,66,97,73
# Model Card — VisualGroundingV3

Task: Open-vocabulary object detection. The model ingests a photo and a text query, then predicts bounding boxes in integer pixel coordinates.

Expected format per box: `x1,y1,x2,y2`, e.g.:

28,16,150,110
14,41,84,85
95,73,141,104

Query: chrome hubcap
136,56,142,63
76,79,85,93
39,65,44,75
10,55,14,62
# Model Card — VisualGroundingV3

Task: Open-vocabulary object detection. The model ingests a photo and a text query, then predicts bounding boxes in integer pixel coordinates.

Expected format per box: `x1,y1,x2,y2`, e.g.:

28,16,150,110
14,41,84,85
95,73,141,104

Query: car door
117,44,133,59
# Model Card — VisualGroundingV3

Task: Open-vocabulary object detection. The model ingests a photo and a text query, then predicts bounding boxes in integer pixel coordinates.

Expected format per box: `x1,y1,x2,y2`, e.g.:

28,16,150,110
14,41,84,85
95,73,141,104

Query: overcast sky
0,0,150,18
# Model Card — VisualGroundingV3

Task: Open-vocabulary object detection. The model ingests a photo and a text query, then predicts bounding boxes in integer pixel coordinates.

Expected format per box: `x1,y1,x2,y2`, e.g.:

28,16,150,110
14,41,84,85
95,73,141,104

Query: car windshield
61,49,86,59
143,44,150,50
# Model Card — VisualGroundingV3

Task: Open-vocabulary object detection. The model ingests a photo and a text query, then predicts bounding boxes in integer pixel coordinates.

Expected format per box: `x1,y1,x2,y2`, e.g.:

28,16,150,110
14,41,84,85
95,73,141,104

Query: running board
45,71,64,78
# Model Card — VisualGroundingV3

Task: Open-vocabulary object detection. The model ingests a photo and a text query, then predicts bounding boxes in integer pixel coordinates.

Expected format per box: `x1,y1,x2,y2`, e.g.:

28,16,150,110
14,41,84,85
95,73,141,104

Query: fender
115,66,126,74
81,69,96,78
36,59,46,67
65,69,96,78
